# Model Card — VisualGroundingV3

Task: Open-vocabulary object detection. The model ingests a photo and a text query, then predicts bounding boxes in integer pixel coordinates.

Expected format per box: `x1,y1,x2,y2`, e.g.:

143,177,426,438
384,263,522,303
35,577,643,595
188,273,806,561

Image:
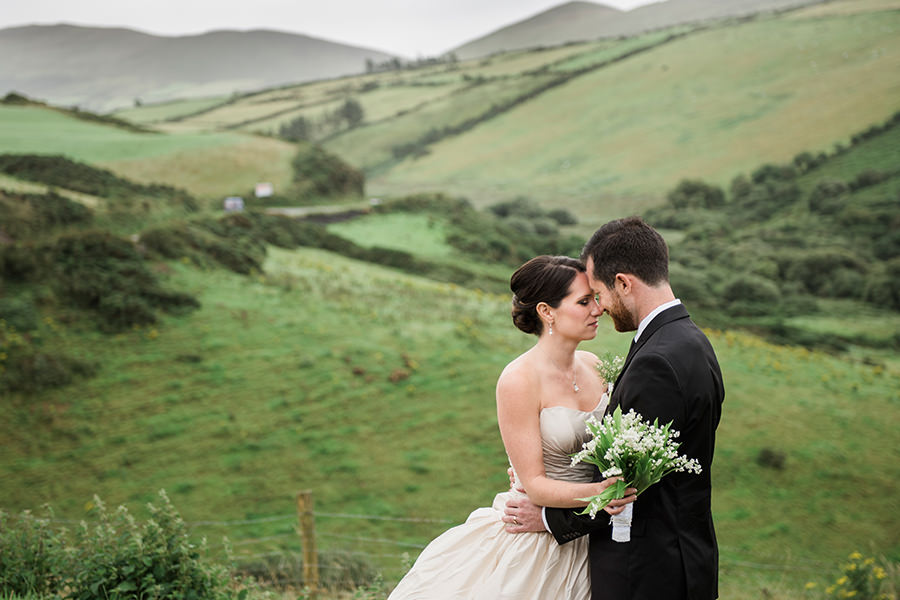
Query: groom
504,216,724,599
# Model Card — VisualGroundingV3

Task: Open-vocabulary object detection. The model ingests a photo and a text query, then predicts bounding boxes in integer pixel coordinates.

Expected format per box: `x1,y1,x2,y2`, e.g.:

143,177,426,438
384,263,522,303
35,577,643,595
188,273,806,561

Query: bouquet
595,352,625,397
570,405,702,542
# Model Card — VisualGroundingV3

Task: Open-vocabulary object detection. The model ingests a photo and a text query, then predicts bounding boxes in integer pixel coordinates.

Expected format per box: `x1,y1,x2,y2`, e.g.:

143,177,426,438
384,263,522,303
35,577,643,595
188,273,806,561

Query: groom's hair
581,216,669,288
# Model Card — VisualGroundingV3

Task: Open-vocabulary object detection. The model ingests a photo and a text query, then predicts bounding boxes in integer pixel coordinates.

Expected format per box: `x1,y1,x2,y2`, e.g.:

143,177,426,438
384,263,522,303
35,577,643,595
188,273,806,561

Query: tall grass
1,245,896,597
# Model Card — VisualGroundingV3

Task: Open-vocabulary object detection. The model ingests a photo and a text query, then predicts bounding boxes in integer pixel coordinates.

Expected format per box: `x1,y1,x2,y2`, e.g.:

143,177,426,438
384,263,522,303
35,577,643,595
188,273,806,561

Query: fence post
296,490,320,596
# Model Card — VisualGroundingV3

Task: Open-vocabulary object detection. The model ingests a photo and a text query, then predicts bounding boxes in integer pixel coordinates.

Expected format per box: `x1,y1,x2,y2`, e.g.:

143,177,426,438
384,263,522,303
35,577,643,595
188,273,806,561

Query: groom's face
586,257,638,332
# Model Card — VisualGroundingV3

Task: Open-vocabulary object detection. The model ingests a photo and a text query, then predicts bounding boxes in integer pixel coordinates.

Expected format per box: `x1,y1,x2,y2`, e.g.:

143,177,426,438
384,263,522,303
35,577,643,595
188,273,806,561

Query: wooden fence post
297,490,320,596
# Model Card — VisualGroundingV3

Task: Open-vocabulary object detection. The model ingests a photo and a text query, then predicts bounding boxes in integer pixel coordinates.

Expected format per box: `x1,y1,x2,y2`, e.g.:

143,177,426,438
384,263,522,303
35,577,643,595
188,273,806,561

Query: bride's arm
496,368,608,509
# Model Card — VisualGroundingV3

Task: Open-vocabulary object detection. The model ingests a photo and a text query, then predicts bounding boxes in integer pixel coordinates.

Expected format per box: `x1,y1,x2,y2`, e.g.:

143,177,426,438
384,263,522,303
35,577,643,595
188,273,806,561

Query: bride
388,255,635,600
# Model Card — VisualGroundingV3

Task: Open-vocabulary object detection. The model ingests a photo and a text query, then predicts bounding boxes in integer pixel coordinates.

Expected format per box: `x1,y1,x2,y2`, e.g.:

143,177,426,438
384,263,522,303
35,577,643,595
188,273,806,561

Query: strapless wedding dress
387,395,607,599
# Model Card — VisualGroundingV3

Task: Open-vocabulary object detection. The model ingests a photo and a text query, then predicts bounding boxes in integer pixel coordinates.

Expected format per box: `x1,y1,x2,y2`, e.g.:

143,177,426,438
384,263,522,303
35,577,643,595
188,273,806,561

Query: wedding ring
513,516,519,525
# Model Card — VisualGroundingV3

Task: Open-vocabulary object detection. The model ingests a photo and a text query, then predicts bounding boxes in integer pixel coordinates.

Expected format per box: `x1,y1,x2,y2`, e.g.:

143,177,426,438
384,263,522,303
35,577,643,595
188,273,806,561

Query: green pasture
0,105,301,200
97,135,298,200
323,74,559,173
0,106,242,163
326,211,512,283
111,96,230,125
458,43,591,78
371,5,900,224
1,244,897,597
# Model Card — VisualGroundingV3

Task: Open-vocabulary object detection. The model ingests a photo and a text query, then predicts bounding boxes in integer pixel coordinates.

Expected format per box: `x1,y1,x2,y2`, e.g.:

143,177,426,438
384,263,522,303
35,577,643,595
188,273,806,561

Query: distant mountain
0,24,396,112
452,0,823,59
451,2,624,60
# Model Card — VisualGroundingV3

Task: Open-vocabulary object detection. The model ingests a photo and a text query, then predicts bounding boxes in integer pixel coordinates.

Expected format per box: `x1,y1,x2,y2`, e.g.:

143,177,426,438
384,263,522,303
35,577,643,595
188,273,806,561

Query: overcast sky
0,0,663,57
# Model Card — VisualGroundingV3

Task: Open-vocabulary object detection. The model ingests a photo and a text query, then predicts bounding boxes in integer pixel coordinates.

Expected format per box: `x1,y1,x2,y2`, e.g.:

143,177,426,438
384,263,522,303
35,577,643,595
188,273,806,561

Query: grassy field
0,105,298,200
1,243,897,597
111,96,230,125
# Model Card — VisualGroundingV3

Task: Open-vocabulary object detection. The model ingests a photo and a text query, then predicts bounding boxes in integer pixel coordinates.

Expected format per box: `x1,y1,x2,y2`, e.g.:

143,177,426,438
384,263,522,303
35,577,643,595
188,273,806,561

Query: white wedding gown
387,395,608,600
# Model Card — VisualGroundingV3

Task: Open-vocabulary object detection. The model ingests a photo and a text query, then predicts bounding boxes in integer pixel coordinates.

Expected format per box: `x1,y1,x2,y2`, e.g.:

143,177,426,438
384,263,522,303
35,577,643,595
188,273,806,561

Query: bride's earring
549,321,554,336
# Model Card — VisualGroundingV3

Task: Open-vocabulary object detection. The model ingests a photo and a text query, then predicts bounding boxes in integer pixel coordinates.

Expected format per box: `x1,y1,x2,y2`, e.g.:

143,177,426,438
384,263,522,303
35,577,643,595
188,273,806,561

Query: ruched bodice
540,394,608,482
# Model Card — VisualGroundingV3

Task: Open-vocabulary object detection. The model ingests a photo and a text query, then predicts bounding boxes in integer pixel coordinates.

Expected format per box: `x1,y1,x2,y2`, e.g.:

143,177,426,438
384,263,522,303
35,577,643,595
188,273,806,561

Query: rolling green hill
371,0,900,225
117,0,899,232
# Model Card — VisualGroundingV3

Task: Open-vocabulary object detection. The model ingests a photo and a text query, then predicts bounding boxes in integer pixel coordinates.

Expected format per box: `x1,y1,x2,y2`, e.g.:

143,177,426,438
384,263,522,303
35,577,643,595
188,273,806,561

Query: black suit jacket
545,304,724,600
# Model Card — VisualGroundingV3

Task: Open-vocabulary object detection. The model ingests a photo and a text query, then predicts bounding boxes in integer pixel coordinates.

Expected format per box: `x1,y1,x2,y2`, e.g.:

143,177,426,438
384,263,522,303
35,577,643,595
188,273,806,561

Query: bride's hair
510,255,585,335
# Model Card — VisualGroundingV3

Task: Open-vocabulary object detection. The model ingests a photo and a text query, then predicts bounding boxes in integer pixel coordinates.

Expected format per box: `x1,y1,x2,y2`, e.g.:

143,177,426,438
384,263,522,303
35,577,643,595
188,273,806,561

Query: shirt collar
634,299,681,342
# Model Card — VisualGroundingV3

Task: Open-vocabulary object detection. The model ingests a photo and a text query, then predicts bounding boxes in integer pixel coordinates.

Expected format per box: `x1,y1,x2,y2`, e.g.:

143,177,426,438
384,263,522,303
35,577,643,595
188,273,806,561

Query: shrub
68,492,232,600
0,244,42,281
52,231,199,331
782,248,867,297
0,347,96,394
291,145,364,199
751,163,797,184
488,197,544,219
546,208,578,226
808,180,849,215
803,552,896,600
666,179,725,209
864,258,900,311
0,507,68,597
0,296,39,332
849,170,891,191
720,273,781,317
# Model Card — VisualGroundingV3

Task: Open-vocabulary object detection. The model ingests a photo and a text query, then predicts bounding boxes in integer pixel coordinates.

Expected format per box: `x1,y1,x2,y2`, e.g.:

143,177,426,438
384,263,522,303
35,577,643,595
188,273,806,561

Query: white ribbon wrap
610,502,633,542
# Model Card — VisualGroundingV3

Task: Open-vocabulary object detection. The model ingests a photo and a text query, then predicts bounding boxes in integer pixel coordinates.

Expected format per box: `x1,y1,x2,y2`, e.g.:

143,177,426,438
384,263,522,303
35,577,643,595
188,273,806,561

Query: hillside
115,0,900,229
450,1,624,60
0,24,396,112
451,0,823,59
1,240,897,595
370,0,900,224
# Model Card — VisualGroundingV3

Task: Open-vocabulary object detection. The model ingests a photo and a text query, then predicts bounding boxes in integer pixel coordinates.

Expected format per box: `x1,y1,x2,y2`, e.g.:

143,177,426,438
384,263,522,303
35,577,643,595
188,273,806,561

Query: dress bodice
511,394,609,486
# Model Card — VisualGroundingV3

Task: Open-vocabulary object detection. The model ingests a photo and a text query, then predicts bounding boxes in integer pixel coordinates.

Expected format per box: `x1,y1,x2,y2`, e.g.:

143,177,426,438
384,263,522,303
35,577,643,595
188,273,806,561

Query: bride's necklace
543,348,579,393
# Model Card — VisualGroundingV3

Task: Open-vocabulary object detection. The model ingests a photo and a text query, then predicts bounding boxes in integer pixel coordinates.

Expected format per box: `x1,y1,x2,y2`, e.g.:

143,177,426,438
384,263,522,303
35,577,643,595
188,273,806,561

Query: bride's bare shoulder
576,349,600,365
496,352,539,397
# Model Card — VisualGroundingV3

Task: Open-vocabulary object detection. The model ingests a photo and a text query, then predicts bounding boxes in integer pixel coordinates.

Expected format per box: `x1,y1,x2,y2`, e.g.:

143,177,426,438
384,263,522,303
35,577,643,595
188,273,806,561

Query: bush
0,507,68,596
0,244,42,281
864,258,900,311
0,296,39,332
803,552,896,600
666,179,725,209
546,208,578,226
52,231,199,331
488,197,544,219
720,273,781,317
68,491,232,600
808,180,849,215
0,347,96,394
782,248,867,297
291,145,364,199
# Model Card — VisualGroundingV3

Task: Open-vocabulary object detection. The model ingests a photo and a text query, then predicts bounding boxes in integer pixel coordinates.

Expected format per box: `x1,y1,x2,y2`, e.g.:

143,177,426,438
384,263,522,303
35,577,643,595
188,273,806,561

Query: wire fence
48,501,834,577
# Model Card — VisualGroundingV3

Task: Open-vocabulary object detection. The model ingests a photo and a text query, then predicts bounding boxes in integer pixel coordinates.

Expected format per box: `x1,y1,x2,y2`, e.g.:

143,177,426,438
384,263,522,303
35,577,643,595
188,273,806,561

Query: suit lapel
611,304,690,406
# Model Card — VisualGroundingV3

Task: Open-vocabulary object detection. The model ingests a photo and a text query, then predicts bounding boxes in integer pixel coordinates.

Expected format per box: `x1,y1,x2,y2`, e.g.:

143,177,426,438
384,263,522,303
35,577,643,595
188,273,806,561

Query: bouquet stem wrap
610,502,633,542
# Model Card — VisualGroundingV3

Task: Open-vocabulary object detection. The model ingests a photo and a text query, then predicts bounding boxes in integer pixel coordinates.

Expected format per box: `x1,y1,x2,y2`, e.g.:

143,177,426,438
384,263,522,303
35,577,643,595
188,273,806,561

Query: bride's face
552,272,603,340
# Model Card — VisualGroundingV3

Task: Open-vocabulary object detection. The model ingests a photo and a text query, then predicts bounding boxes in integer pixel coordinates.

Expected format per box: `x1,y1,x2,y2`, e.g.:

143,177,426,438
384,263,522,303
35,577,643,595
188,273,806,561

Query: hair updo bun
509,255,585,336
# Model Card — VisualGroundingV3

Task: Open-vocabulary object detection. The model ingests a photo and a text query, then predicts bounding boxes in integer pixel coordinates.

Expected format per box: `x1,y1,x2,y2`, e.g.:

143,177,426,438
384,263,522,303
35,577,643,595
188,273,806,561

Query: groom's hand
600,477,638,515
503,496,545,533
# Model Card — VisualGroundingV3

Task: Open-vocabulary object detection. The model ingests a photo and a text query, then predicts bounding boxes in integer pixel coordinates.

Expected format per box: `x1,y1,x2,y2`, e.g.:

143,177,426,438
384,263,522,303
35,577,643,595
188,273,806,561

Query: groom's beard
605,291,638,332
